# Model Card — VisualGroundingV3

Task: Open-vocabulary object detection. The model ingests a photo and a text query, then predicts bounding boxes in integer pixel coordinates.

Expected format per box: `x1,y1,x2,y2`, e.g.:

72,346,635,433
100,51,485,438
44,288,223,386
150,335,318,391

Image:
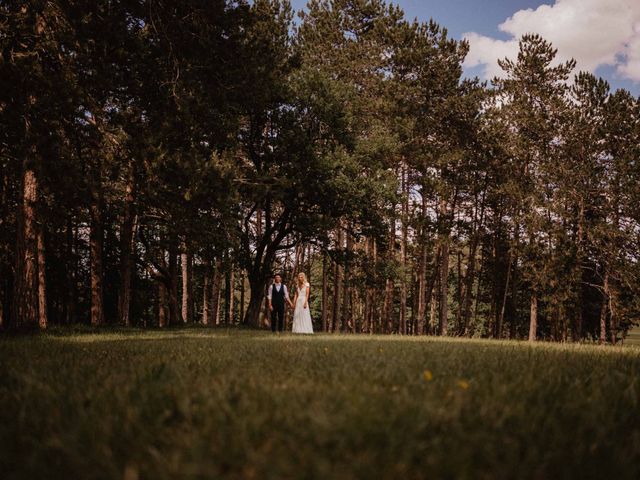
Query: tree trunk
229,264,236,324
497,251,513,339
384,210,395,333
410,274,418,335
608,194,621,345
225,266,235,324
239,271,245,324
342,229,353,332
364,237,378,334
439,237,449,336
245,269,266,328
158,281,168,327
118,167,136,326
212,259,222,325
292,243,303,280
508,250,519,340
189,254,195,323
560,304,568,342
363,240,371,334
332,228,343,333
487,226,506,338
399,253,407,335
460,235,479,334
470,245,485,336
383,278,393,334
599,272,609,344
202,264,210,325
574,198,585,341
244,287,262,328
90,190,104,326
322,251,328,332
0,172,6,328
168,242,180,325
37,225,47,329
181,244,190,323
416,196,427,335
609,287,616,345
528,293,538,342
459,191,485,334
429,281,438,335
14,163,38,328
65,215,76,324
399,164,409,335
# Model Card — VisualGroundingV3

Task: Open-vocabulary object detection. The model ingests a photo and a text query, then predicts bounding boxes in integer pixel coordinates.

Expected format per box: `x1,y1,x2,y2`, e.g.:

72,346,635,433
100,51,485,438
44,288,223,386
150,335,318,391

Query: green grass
1,328,639,480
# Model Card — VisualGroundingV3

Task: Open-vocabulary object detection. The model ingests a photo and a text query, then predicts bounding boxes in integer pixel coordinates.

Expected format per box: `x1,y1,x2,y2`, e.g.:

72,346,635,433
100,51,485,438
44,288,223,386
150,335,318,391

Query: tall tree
492,34,575,341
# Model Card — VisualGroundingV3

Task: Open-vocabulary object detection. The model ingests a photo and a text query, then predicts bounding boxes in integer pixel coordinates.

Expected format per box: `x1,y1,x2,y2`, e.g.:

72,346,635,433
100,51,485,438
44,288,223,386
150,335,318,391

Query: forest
2,0,639,342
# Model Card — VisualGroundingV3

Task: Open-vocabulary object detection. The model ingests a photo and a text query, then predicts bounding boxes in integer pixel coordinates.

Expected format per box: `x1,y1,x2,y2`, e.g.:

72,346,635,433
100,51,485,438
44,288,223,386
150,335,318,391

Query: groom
267,274,293,332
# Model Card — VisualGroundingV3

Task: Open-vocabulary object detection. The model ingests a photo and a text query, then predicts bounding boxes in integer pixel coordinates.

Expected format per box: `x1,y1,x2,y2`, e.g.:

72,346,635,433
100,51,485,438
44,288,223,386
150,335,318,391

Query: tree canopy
1,0,638,342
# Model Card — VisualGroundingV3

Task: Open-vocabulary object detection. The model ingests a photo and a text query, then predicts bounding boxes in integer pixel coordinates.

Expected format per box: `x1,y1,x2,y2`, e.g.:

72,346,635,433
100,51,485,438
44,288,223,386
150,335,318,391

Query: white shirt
267,283,290,300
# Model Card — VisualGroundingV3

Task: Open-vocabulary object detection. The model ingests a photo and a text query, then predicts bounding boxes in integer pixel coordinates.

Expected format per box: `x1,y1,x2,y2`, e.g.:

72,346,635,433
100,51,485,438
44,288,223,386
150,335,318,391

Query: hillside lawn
1,327,639,480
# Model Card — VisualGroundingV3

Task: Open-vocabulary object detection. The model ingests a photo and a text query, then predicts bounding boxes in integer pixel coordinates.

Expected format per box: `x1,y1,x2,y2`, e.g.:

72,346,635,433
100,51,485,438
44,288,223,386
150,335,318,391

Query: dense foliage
1,0,639,342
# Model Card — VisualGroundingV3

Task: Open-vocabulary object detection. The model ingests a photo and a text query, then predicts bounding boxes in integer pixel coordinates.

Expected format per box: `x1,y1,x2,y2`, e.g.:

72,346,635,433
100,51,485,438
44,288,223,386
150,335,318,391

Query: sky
289,0,640,96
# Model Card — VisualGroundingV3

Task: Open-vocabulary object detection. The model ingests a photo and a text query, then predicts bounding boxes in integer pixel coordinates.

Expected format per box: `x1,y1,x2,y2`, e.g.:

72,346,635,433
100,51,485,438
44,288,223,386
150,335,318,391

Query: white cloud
462,0,640,82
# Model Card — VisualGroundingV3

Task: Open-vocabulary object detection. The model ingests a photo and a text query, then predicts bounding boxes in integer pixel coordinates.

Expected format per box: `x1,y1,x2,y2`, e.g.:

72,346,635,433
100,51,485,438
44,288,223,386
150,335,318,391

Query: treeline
1,1,639,342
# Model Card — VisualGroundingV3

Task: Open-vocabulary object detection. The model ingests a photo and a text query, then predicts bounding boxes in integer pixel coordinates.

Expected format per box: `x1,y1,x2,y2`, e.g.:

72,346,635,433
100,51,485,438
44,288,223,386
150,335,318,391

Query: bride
292,273,314,334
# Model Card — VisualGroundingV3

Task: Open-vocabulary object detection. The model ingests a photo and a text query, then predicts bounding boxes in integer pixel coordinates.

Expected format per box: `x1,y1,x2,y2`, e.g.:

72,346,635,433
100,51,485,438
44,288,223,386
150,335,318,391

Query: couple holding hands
267,273,314,334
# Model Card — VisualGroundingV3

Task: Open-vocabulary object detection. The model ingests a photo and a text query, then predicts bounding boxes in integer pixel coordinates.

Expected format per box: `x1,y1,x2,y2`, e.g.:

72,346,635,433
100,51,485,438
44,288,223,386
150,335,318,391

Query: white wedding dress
292,283,314,334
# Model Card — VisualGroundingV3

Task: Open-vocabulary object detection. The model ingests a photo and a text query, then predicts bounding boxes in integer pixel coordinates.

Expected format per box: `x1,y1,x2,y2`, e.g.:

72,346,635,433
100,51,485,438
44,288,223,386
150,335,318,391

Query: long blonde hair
297,272,308,288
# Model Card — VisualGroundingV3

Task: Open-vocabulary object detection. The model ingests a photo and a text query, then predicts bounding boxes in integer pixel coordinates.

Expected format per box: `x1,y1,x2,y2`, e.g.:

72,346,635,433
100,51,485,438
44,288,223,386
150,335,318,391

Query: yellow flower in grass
423,370,433,382
456,380,470,390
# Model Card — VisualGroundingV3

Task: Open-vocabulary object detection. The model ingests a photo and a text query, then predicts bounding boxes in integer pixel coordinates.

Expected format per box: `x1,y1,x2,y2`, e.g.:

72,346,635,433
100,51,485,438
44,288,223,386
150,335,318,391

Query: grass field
1,328,639,480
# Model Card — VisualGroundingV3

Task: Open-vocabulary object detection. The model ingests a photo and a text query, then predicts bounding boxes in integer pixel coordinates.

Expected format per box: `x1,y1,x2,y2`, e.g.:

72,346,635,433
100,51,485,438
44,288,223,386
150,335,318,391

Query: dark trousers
271,305,285,332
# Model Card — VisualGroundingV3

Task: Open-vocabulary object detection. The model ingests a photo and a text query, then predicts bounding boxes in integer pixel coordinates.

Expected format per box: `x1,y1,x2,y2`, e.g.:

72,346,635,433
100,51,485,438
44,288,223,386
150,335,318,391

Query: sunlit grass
1,327,639,479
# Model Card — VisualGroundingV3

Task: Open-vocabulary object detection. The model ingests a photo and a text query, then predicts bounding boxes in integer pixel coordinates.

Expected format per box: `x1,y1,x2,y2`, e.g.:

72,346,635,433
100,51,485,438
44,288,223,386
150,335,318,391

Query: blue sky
289,0,640,96
290,0,542,39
